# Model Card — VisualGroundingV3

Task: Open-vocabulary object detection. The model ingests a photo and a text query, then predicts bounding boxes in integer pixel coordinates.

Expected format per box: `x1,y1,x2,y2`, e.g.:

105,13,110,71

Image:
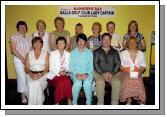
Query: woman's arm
48,33,52,52
50,34,56,50
65,35,71,51
122,39,127,50
118,40,123,51
41,52,49,76
25,53,33,76
140,39,146,51
9,38,25,64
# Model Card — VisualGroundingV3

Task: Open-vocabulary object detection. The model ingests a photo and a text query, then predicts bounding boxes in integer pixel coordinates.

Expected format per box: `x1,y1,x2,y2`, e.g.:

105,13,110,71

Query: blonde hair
126,38,137,48
36,19,46,30
92,22,102,33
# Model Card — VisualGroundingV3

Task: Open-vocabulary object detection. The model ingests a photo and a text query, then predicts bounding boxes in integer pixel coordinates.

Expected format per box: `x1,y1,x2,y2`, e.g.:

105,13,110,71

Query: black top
93,46,121,75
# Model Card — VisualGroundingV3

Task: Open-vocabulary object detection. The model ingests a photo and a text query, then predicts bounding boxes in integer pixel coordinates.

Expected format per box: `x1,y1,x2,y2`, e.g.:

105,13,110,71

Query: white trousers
26,74,47,105
13,56,27,93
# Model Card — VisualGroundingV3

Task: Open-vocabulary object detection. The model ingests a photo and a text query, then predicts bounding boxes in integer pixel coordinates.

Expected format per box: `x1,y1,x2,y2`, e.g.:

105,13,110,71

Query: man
93,33,121,105
70,33,93,105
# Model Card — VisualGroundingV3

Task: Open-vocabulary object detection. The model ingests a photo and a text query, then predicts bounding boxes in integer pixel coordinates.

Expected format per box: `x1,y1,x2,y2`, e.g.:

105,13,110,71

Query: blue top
69,47,93,76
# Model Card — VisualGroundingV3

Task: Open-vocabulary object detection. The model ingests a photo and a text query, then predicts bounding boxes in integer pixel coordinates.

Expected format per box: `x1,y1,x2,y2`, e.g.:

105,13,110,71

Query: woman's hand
30,73,42,80
59,70,67,76
122,67,130,73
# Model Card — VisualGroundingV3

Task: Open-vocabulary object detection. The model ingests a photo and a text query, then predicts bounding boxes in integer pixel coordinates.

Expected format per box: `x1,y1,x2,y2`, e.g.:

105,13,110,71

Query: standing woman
47,37,72,105
119,38,146,105
25,37,49,105
51,17,71,51
87,22,102,51
106,21,123,51
123,20,146,51
71,23,83,50
9,21,32,104
32,20,51,53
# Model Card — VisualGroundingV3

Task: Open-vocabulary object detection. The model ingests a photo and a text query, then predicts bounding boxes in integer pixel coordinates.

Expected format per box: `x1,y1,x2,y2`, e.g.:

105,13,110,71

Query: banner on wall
59,6,115,18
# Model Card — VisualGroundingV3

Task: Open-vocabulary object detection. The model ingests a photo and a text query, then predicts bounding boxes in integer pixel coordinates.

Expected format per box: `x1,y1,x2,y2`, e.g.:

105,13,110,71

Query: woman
106,21,123,51
123,20,146,51
119,38,146,105
9,21,32,104
51,17,71,51
32,19,51,53
87,22,102,51
71,23,83,50
25,36,49,105
47,36,72,105
70,33,93,105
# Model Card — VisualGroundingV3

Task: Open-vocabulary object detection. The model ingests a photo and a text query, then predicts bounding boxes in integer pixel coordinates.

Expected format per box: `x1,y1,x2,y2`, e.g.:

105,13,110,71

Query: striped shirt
10,32,32,58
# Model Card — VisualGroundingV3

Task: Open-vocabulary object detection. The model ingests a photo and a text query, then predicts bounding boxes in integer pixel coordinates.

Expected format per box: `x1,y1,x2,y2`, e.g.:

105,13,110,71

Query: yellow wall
6,5,155,79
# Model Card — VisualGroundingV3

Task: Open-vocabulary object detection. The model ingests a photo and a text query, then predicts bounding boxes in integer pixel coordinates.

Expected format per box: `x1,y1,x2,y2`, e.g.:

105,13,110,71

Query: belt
30,70,43,74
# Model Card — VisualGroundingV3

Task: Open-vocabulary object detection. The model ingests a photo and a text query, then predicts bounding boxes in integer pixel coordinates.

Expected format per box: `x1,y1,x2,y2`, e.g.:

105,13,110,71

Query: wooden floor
5,78,155,105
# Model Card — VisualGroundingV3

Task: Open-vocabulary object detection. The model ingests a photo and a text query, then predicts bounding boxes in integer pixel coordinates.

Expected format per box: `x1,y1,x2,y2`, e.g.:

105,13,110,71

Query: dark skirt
48,75,72,104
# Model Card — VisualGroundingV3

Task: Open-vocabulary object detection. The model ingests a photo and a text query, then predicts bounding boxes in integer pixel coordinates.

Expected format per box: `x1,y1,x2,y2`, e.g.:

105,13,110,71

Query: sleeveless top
28,50,47,71
33,32,50,52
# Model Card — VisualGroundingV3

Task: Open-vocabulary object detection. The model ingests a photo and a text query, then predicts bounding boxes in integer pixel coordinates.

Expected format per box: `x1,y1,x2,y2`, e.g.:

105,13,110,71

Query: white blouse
10,32,32,58
120,49,146,68
28,50,47,71
47,50,70,79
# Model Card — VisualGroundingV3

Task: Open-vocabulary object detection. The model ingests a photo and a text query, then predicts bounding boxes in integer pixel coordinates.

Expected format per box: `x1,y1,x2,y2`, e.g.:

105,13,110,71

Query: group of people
9,16,146,105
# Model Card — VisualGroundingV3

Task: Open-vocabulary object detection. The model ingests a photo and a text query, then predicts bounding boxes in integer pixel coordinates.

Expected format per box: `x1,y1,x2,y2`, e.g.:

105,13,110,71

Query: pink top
10,32,32,58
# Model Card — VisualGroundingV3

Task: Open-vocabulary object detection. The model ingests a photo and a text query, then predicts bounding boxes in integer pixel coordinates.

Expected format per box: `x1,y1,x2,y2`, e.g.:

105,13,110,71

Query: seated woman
70,33,93,105
119,38,146,105
25,36,49,105
46,36,72,105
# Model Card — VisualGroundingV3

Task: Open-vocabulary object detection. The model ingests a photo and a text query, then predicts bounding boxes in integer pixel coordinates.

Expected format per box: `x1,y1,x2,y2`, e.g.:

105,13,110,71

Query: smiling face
77,38,86,49
92,25,100,34
57,40,66,50
75,26,83,35
37,21,45,32
33,40,43,50
102,35,111,48
18,25,27,34
107,23,115,33
55,20,64,30
127,39,137,50
129,22,137,33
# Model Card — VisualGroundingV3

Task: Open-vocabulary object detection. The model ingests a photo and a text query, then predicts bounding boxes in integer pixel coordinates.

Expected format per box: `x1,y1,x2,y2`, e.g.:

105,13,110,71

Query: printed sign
59,6,115,18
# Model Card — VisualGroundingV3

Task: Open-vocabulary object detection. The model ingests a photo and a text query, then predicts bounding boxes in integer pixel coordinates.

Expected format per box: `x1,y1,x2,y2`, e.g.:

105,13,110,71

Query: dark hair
76,23,83,28
106,21,115,29
32,36,43,49
76,33,87,43
128,20,138,33
16,21,28,32
56,36,67,45
101,33,112,40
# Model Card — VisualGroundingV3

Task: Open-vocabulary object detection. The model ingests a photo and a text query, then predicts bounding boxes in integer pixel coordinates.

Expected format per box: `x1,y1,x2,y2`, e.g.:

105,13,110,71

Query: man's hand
102,73,112,82
107,73,113,82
